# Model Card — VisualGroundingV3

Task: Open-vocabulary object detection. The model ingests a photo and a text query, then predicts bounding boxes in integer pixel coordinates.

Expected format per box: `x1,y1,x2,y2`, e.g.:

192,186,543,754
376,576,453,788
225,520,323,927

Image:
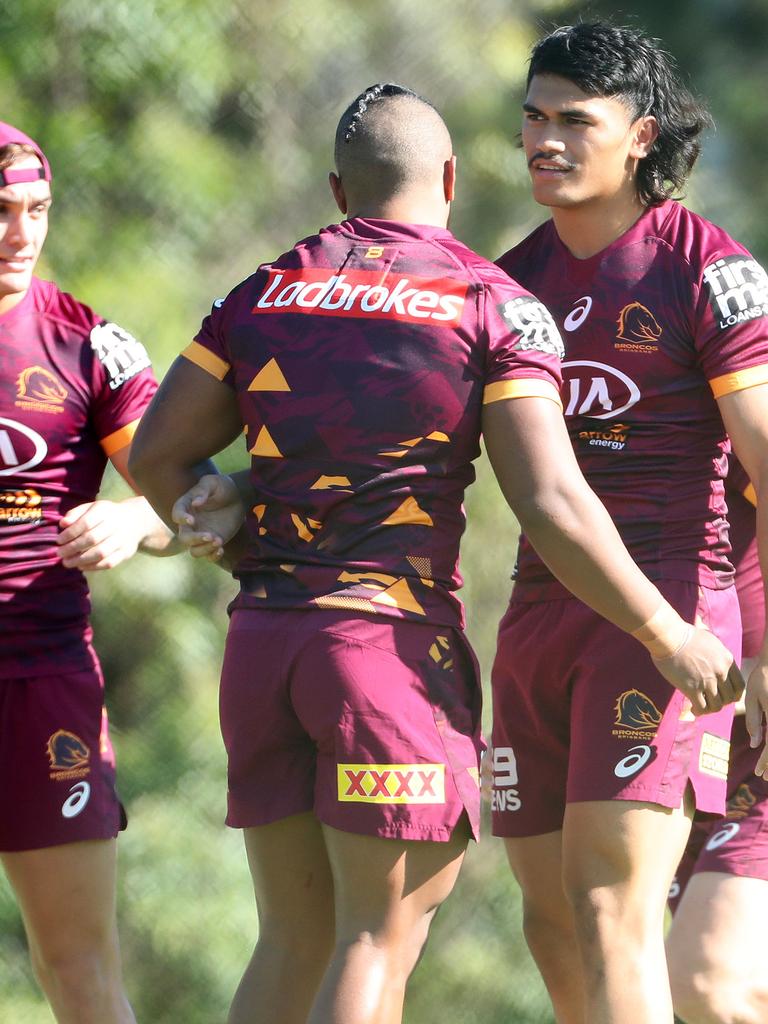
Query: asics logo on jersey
0,418,47,475
705,821,740,851
703,254,768,329
615,302,662,351
253,269,467,326
563,295,592,332
562,360,641,419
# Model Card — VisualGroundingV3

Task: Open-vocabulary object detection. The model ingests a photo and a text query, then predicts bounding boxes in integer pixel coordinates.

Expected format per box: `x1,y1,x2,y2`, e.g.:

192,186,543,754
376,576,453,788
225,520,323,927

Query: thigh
2,839,120,957
504,830,568,917
242,813,333,926
0,668,123,852
290,615,483,843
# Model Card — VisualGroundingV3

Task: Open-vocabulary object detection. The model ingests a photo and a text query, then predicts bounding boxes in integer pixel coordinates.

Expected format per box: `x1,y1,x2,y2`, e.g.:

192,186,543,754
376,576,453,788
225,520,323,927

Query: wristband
629,600,692,660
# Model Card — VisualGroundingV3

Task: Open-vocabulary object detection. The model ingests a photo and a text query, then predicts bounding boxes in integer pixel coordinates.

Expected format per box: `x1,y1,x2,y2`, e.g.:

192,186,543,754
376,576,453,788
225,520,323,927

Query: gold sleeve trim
101,420,139,456
181,341,230,381
483,378,562,407
744,482,757,507
709,363,768,399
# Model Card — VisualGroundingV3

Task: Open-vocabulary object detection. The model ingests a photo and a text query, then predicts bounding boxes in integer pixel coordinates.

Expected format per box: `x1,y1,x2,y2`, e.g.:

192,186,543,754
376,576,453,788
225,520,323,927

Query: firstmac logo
253,269,467,326
703,255,768,329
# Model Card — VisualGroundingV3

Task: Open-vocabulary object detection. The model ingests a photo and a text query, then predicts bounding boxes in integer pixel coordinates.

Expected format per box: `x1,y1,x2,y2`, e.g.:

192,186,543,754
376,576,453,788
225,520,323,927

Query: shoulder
32,278,103,340
495,221,553,278
650,201,753,270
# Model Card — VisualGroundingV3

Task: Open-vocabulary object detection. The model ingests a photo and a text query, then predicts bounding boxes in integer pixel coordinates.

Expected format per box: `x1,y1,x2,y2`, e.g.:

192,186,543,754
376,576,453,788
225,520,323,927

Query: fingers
176,525,224,560
171,475,225,527
756,743,768,780
722,661,746,704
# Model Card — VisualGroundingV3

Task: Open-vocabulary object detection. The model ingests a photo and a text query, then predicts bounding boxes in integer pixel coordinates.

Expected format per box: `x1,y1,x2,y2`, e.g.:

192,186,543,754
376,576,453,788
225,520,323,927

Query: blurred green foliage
2,0,766,1020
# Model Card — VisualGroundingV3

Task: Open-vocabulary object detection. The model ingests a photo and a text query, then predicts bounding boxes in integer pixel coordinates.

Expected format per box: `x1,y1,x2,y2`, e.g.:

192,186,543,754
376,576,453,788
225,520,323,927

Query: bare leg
228,813,335,1024
667,872,768,1024
2,839,135,1024
504,831,584,1024
562,797,693,1024
309,821,469,1024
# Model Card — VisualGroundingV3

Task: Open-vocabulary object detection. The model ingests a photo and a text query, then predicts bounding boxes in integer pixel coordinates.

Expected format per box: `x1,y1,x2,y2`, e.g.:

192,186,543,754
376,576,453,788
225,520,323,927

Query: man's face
521,74,652,211
0,155,51,312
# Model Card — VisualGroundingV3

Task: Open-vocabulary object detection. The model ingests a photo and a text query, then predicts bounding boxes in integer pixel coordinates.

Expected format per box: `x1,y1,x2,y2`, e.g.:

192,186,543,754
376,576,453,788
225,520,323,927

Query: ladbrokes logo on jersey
615,301,662,353
254,268,467,326
0,488,42,525
15,366,68,414
703,254,768,329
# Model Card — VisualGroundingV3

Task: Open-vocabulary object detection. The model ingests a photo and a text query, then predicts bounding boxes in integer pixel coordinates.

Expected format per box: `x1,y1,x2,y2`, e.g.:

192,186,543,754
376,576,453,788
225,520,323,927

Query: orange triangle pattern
248,358,290,392
370,578,426,616
249,426,283,458
382,496,433,527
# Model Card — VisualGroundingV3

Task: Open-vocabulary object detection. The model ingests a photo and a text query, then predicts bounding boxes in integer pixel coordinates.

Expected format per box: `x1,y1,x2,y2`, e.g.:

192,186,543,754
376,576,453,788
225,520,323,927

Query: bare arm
128,357,244,527
718,382,768,773
483,395,741,712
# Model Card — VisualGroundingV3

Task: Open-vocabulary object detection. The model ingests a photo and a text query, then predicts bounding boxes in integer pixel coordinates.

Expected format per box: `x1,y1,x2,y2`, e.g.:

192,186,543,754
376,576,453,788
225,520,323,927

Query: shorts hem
0,827,120,853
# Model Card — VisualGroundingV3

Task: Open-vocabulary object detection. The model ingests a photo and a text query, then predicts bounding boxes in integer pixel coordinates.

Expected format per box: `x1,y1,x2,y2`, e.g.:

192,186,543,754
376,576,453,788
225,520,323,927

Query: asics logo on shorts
61,781,91,819
613,744,653,779
254,269,468,326
337,763,445,804
705,821,740,850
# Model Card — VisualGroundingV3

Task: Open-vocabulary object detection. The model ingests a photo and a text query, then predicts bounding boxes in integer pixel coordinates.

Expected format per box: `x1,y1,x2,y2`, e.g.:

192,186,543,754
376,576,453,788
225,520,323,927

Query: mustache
528,151,576,171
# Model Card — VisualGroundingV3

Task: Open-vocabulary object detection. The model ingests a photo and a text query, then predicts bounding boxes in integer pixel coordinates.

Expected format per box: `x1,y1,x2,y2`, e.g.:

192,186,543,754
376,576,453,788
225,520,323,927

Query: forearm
516,482,668,633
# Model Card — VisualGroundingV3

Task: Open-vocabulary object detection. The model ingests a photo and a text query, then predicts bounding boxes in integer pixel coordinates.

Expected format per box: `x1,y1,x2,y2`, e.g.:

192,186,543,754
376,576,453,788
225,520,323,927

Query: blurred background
2,0,767,1020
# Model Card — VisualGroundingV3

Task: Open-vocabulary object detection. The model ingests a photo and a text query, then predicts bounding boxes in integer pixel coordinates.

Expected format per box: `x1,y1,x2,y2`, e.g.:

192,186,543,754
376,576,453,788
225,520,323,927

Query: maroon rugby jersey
726,456,762,659
498,200,768,598
0,277,156,676
184,217,563,627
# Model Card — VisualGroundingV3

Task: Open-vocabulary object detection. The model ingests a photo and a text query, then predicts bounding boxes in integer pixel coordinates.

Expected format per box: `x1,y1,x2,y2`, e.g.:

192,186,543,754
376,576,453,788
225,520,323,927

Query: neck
345,195,449,228
550,191,649,260
0,289,28,317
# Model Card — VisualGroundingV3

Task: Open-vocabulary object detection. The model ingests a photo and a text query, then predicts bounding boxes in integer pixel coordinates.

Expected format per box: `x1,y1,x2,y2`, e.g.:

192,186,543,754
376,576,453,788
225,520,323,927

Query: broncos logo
47,730,90,771
616,302,663,343
17,366,68,405
614,689,663,732
727,782,757,820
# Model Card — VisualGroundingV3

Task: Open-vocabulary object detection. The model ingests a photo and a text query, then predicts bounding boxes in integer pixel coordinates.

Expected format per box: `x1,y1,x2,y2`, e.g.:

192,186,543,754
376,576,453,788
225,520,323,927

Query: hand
745,656,768,778
652,625,744,716
172,474,245,561
57,499,145,571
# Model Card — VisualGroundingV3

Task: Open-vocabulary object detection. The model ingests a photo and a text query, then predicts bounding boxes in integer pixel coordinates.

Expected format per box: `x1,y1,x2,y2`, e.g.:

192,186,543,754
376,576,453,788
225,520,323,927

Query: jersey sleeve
691,246,768,398
481,278,564,406
182,296,236,387
88,320,158,455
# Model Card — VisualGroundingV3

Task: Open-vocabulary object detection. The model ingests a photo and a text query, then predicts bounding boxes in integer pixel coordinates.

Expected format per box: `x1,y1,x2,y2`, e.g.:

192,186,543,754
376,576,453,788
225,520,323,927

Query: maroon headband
0,120,52,186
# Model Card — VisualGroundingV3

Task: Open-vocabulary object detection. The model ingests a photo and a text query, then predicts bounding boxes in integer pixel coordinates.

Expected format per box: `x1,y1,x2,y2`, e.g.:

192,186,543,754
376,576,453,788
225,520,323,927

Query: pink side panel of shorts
219,609,483,842
491,581,741,839
0,659,124,852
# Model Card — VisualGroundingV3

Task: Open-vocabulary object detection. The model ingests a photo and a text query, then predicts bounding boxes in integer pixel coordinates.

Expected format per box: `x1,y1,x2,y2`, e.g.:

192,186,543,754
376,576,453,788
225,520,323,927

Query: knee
30,943,116,1001
521,901,576,967
258,908,335,966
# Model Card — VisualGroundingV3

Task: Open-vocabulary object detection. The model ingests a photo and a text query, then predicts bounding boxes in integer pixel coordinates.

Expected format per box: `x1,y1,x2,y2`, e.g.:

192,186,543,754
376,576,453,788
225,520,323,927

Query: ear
443,155,457,202
329,172,347,214
630,115,659,159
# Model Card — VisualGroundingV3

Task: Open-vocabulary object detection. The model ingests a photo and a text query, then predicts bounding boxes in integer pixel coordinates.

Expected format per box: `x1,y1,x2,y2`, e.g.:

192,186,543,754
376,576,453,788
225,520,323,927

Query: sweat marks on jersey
47,729,91,781
612,688,662,739
615,301,662,353
15,366,68,413
577,422,631,452
90,322,151,391
703,254,768,330
0,488,42,525
498,297,565,358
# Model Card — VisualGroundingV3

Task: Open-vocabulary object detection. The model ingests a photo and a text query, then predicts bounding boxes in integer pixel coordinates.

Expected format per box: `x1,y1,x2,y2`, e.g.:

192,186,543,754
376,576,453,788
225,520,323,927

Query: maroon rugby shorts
491,581,741,838
0,658,125,852
669,715,768,910
219,608,483,841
